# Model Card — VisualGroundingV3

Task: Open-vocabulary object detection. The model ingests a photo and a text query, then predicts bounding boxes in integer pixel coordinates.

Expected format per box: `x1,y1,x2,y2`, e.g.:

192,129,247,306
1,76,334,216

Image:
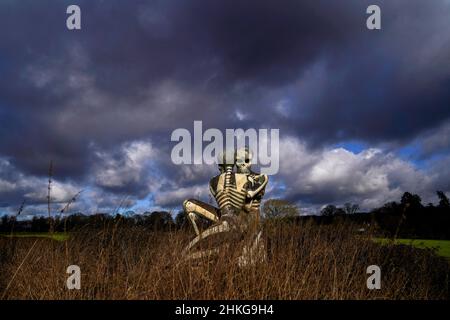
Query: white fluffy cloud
93,140,158,190
274,137,433,210
24,180,80,204
0,158,80,204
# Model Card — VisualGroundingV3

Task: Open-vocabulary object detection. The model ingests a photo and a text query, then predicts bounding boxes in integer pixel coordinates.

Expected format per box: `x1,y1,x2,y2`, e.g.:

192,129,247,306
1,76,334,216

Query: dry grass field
1,220,448,300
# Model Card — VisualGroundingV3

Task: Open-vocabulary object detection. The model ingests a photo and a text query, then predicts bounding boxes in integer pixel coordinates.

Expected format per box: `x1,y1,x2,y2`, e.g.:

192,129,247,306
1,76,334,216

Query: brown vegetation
1,220,448,300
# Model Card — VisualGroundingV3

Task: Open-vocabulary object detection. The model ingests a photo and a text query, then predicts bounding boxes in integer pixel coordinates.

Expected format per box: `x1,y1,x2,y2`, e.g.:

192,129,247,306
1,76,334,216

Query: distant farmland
0,232,69,242
374,238,450,259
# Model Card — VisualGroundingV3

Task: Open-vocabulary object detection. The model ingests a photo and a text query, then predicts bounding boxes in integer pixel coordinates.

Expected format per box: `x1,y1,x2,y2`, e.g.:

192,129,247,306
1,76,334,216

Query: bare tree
344,202,359,215
263,199,299,219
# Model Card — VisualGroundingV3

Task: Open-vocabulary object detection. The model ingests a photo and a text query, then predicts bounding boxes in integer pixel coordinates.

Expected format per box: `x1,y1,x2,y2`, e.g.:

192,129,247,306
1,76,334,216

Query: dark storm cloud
0,0,449,212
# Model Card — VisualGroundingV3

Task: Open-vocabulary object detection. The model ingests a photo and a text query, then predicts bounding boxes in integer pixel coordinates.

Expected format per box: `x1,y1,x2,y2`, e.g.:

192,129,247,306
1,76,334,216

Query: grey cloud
0,0,449,212
414,120,450,157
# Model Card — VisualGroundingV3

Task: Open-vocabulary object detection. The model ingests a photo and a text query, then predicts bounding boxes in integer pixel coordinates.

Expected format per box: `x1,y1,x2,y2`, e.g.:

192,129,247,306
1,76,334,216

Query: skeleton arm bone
246,174,268,199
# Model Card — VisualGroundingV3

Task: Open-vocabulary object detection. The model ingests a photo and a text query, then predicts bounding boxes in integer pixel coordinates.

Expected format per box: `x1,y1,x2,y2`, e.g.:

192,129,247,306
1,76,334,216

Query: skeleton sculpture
183,148,268,264
235,147,268,221
235,147,268,266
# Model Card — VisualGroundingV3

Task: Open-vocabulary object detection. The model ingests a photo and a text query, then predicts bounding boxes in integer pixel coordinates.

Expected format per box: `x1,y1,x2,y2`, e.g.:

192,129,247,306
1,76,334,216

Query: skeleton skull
236,147,252,174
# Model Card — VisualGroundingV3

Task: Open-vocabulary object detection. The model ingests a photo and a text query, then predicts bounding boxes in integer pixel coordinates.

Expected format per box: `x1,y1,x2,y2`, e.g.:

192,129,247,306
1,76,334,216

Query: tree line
264,191,450,240
1,191,449,239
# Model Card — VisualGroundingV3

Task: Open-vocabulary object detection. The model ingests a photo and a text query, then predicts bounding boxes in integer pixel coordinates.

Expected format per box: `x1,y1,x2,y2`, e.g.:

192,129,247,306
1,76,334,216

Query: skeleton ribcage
216,188,247,210
213,171,248,212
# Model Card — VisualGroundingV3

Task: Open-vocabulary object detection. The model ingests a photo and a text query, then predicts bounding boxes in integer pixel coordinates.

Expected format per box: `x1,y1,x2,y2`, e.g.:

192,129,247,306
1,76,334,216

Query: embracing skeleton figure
182,147,268,265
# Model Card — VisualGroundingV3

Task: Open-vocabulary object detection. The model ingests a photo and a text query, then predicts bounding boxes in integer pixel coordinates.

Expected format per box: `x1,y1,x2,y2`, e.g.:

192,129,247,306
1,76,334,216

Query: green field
374,238,450,259
0,232,69,241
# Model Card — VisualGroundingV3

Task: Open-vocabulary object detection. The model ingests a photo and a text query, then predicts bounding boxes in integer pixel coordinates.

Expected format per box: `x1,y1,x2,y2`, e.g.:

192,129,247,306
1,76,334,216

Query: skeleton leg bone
182,220,230,255
183,199,219,236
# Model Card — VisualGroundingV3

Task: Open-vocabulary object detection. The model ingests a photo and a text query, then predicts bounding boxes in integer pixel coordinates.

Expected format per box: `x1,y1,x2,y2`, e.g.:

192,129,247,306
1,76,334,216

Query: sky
0,0,450,218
